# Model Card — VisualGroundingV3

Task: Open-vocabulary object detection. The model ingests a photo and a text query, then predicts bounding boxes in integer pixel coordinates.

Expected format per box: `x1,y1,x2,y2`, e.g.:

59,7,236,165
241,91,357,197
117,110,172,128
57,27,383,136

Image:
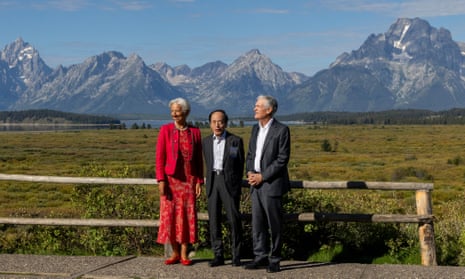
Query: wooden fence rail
0,173,436,266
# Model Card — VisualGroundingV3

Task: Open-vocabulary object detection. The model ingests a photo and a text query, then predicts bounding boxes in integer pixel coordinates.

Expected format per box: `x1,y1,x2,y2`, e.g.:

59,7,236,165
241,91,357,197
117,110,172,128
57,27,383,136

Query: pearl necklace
175,124,187,131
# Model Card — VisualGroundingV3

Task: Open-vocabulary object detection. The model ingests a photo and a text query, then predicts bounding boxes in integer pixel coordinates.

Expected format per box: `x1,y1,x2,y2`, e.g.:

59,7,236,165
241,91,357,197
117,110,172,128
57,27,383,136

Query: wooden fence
0,173,436,266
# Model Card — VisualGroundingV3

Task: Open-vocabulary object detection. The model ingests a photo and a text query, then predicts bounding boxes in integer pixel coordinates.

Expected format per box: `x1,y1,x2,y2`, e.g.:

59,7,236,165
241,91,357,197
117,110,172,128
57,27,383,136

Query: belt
213,169,224,175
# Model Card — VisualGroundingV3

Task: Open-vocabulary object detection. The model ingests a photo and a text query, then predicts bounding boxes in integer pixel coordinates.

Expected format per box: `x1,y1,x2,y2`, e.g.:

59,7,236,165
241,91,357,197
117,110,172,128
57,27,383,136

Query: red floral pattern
157,129,198,244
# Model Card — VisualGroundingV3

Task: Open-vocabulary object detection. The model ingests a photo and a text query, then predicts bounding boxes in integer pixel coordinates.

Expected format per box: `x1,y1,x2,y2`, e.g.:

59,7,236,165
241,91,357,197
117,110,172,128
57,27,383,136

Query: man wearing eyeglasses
203,109,245,268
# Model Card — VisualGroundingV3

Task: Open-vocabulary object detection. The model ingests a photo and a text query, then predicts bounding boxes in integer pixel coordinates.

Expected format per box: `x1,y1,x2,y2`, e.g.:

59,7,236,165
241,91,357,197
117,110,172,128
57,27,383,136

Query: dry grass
0,125,464,217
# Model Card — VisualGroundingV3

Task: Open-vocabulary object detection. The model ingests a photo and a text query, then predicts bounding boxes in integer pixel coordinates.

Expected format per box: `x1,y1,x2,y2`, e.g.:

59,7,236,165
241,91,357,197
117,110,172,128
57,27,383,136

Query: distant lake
121,119,305,128
0,120,305,132
121,120,172,128
0,123,110,132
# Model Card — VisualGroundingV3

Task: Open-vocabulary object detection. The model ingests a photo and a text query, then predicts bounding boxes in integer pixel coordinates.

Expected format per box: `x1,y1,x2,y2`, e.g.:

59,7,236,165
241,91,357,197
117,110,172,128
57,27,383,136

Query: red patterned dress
157,128,198,244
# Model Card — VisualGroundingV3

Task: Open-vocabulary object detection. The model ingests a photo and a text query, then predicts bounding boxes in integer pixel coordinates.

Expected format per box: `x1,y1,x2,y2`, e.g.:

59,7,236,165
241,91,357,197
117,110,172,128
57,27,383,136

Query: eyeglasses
211,120,225,125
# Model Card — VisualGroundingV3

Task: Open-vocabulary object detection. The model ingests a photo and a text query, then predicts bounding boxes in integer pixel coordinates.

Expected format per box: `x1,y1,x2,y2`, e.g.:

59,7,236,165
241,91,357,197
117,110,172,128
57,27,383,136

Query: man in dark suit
243,95,291,273
202,109,245,267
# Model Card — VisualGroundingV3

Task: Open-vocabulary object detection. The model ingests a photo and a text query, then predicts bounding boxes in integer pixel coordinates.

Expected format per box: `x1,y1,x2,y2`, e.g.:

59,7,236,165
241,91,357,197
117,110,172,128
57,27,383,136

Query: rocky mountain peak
386,18,461,70
387,18,430,40
83,51,125,67
334,17,463,71
233,48,270,67
1,37,29,65
223,47,292,90
1,37,51,89
190,61,228,80
174,64,191,76
243,48,262,58
151,62,173,77
151,62,190,86
292,17,465,112
77,51,148,79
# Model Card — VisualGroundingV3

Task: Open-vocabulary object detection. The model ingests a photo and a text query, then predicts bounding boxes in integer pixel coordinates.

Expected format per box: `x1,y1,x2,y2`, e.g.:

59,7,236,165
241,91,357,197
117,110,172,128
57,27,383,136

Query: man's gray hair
169,97,191,115
257,95,278,116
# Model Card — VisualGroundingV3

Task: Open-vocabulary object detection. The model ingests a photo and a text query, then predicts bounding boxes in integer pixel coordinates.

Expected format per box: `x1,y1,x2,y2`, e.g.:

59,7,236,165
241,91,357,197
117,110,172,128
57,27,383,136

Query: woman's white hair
169,97,191,116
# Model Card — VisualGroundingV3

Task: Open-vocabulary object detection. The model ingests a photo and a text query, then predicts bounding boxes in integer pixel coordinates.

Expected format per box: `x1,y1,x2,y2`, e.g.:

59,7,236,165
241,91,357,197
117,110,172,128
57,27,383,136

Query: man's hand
247,172,263,187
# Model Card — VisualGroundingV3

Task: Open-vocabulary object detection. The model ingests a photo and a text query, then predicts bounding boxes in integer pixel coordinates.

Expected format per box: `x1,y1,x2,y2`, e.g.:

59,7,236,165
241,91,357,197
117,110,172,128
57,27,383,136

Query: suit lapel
251,125,259,146
206,136,214,170
222,132,230,169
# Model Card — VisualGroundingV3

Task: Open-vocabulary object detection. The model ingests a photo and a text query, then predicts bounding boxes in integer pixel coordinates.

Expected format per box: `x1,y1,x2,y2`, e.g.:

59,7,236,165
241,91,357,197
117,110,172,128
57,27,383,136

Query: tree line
0,109,120,124
280,108,465,125
4,108,465,126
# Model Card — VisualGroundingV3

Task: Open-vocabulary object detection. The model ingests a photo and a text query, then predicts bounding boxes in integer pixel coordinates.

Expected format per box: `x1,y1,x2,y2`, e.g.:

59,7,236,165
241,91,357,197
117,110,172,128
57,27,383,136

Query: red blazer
155,122,204,185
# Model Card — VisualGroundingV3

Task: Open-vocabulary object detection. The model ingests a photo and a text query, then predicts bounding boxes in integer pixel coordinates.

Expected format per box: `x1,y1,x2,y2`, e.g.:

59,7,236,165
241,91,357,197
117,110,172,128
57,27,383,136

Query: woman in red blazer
155,97,204,266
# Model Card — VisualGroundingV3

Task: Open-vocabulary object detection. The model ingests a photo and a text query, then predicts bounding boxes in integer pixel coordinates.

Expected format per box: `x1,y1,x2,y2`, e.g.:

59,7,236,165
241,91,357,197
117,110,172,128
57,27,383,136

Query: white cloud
396,0,465,17
112,1,152,11
3,0,152,11
322,0,465,17
0,1,17,9
33,0,90,11
253,8,289,14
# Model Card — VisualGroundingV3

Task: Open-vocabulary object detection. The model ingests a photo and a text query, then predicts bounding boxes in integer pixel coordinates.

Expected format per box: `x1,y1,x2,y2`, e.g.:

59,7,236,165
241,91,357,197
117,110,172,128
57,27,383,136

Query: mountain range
1,17,465,117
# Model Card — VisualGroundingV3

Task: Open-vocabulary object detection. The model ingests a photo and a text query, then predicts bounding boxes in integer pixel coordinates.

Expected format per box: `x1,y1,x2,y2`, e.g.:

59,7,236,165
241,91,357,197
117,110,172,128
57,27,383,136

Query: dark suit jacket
203,131,245,198
246,119,291,197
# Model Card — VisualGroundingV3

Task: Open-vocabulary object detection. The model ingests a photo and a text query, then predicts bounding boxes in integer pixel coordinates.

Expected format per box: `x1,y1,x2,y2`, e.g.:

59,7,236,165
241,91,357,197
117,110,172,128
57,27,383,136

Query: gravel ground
1,254,465,279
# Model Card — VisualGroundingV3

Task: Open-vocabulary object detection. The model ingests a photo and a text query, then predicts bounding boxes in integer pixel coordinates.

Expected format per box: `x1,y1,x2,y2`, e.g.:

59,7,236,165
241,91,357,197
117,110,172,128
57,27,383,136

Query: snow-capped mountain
287,17,465,112
1,17,465,116
13,50,184,114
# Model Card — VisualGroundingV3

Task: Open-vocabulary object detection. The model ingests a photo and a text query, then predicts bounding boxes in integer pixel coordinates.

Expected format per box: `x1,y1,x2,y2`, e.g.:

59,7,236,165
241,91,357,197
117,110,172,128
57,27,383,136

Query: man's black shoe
208,257,225,267
242,258,269,269
266,263,281,273
232,259,241,267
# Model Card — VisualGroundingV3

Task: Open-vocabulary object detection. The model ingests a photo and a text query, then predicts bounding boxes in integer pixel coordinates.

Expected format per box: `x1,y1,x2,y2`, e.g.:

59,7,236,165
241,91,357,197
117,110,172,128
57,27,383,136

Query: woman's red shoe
164,256,180,265
180,258,193,266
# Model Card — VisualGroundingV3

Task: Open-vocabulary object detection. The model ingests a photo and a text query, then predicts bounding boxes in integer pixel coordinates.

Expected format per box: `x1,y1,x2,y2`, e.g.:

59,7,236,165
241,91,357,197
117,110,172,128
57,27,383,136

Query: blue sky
1,0,465,76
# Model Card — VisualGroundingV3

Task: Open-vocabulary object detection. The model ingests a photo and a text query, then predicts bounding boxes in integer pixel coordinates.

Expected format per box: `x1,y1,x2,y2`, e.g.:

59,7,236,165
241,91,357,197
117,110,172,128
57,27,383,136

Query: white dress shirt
254,118,273,172
213,132,226,171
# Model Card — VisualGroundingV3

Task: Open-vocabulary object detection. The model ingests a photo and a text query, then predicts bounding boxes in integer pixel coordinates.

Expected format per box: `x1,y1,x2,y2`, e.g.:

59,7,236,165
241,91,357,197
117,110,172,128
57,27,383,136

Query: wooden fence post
416,190,437,266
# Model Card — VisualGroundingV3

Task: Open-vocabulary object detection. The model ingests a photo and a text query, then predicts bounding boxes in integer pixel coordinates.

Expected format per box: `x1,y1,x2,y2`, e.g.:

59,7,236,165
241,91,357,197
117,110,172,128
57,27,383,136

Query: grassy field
0,124,464,217
1,125,464,215
2,125,465,263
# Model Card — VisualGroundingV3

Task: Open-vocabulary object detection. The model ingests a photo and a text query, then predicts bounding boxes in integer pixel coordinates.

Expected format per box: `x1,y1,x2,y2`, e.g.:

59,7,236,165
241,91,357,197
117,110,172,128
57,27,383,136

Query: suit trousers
208,173,242,260
251,187,283,264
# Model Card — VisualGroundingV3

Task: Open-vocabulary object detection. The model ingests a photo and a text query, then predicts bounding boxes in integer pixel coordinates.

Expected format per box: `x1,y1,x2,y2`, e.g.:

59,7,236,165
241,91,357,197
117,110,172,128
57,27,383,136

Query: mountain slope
288,17,465,112
13,51,184,114
2,17,465,116
151,49,304,115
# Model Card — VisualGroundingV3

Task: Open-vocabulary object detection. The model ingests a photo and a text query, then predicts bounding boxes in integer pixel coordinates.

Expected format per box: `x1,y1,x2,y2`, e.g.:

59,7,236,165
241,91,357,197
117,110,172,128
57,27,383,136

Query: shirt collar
213,131,226,141
259,118,274,129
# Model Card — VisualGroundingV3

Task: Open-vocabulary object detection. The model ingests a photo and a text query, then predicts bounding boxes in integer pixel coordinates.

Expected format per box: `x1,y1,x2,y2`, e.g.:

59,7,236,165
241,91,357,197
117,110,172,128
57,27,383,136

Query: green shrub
0,163,162,256
321,139,332,152
435,197,465,266
321,139,338,152
391,166,433,181
70,163,159,256
447,155,464,166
